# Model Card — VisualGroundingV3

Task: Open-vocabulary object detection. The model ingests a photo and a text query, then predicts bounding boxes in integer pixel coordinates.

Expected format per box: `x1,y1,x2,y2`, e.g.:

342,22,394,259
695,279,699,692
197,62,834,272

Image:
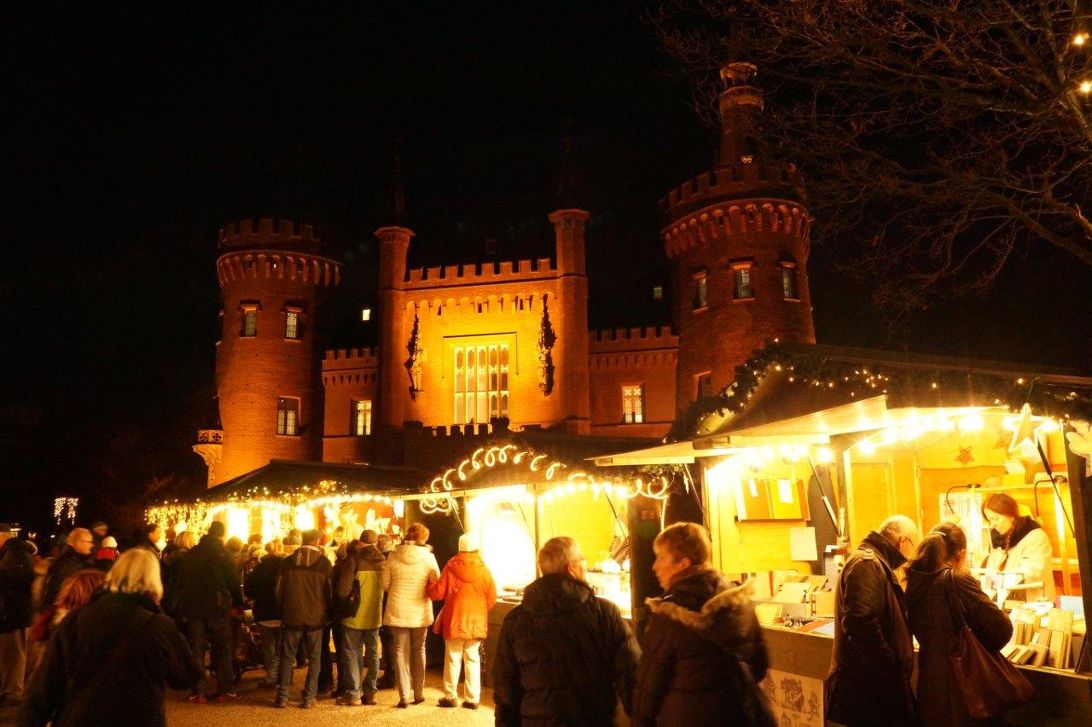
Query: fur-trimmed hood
645,569,755,646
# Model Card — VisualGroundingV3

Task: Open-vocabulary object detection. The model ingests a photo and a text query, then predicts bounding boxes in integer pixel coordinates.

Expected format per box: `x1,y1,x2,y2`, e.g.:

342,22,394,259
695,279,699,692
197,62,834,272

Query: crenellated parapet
589,326,678,352
660,164,804,219
219,218,321,252
404,257,557,288
402,291,551,319
216,250,341,288
589,349,677,371
661,198,810,259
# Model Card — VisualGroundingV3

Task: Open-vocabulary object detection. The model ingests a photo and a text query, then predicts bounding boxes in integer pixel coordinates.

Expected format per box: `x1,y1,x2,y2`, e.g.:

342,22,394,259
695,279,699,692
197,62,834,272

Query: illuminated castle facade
195,63,817,486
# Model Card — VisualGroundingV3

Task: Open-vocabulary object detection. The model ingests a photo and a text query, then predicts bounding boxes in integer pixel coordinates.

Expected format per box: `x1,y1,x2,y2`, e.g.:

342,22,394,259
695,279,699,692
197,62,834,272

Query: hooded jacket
277,544,331,630
906,566,1013,726
493,573,640,727
428,551,497,640
381,542,440,628
338,544,386,630
826,531,916,727
632,568,769,727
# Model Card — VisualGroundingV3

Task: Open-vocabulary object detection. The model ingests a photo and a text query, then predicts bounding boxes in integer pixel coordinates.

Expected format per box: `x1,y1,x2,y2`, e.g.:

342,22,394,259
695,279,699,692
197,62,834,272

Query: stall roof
204,460,424,502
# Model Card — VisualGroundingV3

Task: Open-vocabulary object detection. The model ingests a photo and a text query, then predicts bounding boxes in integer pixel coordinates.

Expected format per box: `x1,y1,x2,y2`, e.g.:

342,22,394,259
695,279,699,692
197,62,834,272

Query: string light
1073,32,1089,47
52,497,79,526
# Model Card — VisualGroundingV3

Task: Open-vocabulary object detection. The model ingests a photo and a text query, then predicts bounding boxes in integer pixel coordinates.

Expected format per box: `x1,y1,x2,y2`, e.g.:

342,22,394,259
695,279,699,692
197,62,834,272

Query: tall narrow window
353,400,372,436
781,263,799,300
453,343,509,424
652,285,663,300
622,385,644,424
242,308,258,337
692,272,708,310
284,310,300,339
696,372,713,399
276,397,299,435
733,265,754,299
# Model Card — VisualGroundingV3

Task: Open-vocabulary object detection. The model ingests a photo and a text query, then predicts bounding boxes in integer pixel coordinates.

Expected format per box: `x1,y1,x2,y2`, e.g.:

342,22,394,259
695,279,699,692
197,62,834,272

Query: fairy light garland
669,341,1092,442
52,497,78,526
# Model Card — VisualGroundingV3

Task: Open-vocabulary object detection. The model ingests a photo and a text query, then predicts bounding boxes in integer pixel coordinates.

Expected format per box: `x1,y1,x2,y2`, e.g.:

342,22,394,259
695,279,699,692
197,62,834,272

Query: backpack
332,574,361,620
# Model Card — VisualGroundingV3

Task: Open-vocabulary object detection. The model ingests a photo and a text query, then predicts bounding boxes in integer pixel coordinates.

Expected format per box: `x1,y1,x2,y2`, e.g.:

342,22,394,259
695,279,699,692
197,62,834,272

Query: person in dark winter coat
907,522,1014,726
175,521,243,702
244,540,284,689
275,528,332,709
159,531,195,617
18,548,199,727
493,536,640,727
0,526,36,705
826,515,920,727
633,522,771,727
39,529,93,615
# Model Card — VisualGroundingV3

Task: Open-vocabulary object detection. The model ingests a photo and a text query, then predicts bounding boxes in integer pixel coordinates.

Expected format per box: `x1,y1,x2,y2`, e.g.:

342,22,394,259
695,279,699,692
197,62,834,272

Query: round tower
662,62,816,407
212,218,342,485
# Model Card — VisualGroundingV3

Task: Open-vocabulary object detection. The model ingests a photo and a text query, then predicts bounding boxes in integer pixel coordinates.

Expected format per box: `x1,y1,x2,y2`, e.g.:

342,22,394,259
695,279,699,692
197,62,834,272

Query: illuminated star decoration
1066,420,1092,476
956,446,974,465
1005,404,1042,460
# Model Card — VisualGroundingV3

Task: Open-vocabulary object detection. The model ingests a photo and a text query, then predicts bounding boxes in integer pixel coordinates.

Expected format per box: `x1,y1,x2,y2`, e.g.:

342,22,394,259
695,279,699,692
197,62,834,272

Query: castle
194,63,817,486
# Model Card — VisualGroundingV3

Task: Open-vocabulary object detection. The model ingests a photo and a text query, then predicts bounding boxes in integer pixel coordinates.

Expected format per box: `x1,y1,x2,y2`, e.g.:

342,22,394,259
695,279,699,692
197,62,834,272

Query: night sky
5,3,1090,535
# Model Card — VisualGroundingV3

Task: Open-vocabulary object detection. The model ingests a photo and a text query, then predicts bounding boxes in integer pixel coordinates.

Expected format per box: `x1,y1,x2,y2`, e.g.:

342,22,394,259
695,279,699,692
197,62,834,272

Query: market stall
599,342,1092,725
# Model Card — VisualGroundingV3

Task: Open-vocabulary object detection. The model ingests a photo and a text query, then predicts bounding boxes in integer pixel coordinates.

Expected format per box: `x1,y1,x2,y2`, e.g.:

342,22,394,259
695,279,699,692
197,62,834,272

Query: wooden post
1063,423,1092,673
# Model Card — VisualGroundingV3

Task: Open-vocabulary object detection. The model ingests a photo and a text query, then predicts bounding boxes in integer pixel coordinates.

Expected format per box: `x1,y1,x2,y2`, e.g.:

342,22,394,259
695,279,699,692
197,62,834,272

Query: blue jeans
257,624,281,686
277,628,322,703
338,627,380,700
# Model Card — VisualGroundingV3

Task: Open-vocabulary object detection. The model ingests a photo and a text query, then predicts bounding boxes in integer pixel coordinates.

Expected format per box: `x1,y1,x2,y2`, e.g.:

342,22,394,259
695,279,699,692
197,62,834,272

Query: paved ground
0,667,497,726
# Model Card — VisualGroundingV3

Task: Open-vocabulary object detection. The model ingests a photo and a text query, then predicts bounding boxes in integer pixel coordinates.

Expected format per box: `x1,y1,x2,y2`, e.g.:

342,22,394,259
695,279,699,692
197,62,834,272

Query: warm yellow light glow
881,428,899,444
1073,32,1089,47
1038,418,1059,433
294,505,315,531
1080,80,1092,94
859,439,876,456
958,414,984,432
225,506,250,541
816,446,835,464
393,499,405,517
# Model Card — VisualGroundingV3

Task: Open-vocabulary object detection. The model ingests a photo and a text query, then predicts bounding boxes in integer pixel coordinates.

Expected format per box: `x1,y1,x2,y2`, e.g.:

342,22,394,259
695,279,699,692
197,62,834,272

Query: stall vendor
981,493,1056,603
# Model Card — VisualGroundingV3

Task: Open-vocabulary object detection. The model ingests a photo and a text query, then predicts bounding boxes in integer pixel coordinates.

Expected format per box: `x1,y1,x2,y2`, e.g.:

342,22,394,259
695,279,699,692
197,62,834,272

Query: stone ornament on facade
404,309,421,400
538,298,556,395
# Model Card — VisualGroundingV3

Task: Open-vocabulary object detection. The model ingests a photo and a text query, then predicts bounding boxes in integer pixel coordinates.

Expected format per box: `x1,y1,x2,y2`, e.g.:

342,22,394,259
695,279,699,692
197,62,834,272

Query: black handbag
945,570,1034,720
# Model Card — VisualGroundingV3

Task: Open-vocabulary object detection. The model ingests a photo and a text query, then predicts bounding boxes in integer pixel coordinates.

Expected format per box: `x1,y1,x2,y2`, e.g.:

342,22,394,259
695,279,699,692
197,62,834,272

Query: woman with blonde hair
19,548,199,726
24,570,105,681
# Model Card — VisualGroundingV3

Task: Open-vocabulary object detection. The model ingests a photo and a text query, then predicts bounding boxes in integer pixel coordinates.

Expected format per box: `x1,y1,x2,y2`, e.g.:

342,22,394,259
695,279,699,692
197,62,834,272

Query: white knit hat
458,533,480,552
101,536,118,549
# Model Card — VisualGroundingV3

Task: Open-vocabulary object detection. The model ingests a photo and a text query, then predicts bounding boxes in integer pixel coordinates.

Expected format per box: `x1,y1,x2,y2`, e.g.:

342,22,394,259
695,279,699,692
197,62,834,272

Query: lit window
781,263,799,299
454,343,509,424
692,273,708,310
361,308,372,322
622,385,644,424
276,397,299,435
353,400,372,436
696,372,713,399
285,310,300,339
242,308,257,337
733,266,754,299
652,285,663,300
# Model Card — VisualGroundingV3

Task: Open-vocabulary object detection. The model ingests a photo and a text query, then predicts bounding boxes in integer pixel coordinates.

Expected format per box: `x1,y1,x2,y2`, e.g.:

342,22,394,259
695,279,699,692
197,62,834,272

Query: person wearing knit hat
428,532,496,709
93,537,119,572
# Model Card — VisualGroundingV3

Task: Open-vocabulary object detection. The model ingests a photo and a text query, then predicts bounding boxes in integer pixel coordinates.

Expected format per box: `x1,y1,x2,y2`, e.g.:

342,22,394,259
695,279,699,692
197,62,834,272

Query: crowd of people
0,495,1041,726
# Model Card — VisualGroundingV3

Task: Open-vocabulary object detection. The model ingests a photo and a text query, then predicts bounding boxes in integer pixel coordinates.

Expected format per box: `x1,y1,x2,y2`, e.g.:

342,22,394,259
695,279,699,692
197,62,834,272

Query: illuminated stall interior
409,445,669,619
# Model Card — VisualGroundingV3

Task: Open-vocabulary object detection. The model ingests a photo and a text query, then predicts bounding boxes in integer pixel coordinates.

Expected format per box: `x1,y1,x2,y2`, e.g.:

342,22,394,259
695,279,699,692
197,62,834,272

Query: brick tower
210,218,342,485
661,62,815,407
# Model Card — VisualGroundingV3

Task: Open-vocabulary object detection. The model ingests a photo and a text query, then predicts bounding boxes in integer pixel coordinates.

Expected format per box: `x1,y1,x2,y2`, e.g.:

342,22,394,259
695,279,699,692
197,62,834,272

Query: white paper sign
789,526,818,562
760,669,823,727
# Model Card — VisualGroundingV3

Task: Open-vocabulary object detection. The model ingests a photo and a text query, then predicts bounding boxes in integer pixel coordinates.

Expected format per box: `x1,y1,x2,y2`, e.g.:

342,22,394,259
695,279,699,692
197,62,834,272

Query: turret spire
717,62,764,166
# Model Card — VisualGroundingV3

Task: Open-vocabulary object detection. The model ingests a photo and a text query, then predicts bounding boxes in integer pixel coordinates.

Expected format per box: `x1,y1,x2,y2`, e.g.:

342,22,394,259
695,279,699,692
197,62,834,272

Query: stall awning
204,460,424,502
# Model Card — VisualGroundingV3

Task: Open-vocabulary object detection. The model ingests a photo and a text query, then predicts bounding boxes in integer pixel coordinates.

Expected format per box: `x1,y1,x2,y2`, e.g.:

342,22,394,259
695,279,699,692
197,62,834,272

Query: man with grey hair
494,536,640,726
40,528,93,614
827,515,920,726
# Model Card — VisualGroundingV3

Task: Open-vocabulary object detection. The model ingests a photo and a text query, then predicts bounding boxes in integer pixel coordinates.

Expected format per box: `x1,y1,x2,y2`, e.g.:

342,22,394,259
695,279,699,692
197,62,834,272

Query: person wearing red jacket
428,533,496,710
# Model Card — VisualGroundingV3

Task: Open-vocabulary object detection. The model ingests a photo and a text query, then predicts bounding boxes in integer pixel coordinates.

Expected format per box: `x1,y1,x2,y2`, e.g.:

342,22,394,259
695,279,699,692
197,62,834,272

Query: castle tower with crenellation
203,218,342,485
661,62,815,407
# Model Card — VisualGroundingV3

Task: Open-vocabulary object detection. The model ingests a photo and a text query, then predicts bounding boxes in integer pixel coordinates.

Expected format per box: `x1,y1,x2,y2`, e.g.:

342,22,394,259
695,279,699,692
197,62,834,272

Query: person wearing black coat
0,528,36,705
633,523,771,727
39,530,93,616
244,543,284,688
174,521,243,701
18,548,200,727
826,515,920,727
493,536,640,727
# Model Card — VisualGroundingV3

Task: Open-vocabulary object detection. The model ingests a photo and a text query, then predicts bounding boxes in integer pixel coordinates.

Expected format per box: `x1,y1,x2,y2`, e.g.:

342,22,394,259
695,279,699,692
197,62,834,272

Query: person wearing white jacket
982,492,1057,603
381,523,440,708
